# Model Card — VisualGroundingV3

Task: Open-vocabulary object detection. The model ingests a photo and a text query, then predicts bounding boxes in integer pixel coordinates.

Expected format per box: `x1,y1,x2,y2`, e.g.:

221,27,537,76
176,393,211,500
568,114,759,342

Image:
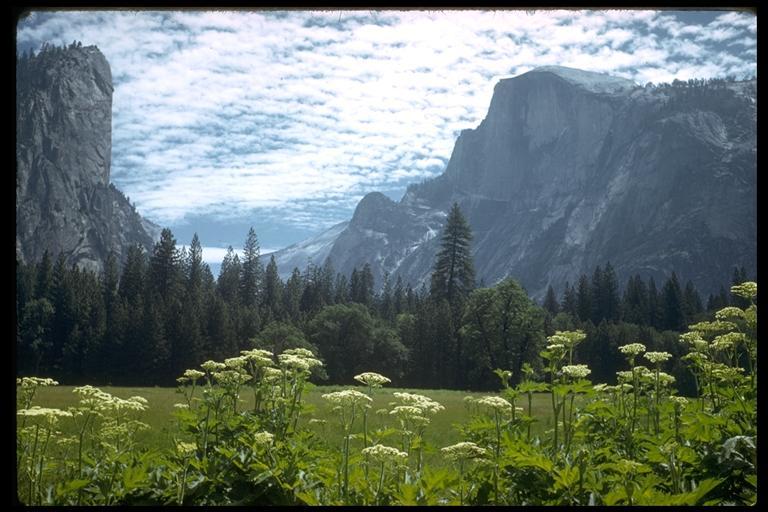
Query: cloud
17,9,756,236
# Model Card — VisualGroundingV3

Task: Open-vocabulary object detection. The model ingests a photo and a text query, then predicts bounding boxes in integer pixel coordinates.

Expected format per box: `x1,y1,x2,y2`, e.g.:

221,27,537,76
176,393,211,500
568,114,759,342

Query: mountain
270,66,756,299
265,221,349,279
16,44,160,272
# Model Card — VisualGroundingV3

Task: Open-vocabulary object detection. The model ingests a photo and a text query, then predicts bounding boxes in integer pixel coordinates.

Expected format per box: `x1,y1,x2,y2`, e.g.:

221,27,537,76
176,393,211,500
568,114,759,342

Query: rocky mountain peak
16,43,159,272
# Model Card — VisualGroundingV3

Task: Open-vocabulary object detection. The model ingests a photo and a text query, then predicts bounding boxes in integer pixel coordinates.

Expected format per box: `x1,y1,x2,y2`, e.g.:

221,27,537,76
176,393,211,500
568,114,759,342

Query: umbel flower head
441,441,486,462
362,444,408,464
322,389,373,408
644,351,672,364
17,377,59,388
392,392,445,415
475,396,513,412
730,281,756,301
354,372,391,388
561,364,592,379
253,431,275,446
619,343,646,356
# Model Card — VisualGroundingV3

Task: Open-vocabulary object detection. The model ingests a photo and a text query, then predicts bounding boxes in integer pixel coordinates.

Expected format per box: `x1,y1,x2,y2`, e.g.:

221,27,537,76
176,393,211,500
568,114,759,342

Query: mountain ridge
269,67,756,299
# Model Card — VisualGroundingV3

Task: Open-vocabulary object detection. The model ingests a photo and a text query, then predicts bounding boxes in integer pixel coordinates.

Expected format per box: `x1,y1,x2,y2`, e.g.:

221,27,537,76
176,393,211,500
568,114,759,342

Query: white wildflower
619,343,646,356
441,441,486,461
561,364,592,379
644,352,672,364
354,372,391,387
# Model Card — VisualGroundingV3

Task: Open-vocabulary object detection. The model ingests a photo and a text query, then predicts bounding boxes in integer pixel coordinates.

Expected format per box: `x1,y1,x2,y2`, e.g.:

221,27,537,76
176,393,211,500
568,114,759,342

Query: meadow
31,385,559,467
16,282,756,506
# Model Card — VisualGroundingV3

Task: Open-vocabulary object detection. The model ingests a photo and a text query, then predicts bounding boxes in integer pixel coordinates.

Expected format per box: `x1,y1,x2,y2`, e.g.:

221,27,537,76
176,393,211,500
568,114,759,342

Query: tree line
16,204,751,393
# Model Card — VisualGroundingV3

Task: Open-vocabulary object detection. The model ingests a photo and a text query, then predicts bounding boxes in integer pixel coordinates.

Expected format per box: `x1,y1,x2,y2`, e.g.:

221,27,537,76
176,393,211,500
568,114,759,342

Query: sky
16,9,757,274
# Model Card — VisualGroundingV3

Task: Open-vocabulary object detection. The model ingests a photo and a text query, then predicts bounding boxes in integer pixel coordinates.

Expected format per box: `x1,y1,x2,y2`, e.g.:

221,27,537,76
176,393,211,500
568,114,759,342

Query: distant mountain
270,66,756,299
16,44,159,272
266,221,349,279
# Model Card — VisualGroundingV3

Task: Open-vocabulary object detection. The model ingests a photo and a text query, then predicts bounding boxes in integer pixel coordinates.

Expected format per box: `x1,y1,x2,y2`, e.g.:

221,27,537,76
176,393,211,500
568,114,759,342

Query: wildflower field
15,283,756,505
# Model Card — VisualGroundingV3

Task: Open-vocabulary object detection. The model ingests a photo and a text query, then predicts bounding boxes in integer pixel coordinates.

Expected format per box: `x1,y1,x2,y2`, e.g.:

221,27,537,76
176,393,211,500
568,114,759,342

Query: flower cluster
619,343,646,356
644,352,672,364
440,441,486,462
253,431,275,446
322,389,373,408
17,406,72,421
240,348,274,367
176,441,197,456
277,352,323,372
362,444,408,463
668,396,689,407
354,372,391,387
561,364,592,379
391,392,445,415
715,307,746,321
17,377,59,388
200,360,226,373
730,281,756,301
474,396,513,412
548,330,587,348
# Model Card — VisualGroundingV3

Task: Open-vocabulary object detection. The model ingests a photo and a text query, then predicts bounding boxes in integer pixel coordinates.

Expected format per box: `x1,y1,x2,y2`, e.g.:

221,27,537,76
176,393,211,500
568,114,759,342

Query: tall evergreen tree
590,265,604,324
35,249,54,302
283,268,303,322
430,202,475,306
240,227,263,308
576,274,592,323
731,266,750,308
217,247,241,304
682,280,704,324
262,254,283,320
543,285,560,316
393,275,405,316
647,277,662,329
602,262,621,322
334,272,349,304
561,281,578,318
661,273,685,331
151,228,181,302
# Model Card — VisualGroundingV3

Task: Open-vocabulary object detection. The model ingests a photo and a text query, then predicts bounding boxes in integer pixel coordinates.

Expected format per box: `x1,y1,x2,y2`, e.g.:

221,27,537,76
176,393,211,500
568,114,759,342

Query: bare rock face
275,66,756,299
16,44,159,272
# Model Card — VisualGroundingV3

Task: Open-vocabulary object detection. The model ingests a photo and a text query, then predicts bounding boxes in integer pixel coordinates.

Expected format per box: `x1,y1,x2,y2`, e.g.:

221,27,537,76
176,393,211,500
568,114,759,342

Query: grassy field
28,385,560,465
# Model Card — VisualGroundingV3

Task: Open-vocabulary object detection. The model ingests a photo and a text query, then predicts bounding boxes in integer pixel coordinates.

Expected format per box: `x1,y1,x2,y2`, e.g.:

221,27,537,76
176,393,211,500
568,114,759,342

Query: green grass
26,385,559,466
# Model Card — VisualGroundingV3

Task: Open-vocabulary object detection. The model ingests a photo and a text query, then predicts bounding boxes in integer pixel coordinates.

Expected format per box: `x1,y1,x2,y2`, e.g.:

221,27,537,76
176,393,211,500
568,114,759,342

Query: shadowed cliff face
272,67,755,299
16,45,159,272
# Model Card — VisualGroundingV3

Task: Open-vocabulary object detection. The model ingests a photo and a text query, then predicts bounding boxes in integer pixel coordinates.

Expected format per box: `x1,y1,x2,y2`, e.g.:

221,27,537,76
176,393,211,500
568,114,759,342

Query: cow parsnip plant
16,283,756,505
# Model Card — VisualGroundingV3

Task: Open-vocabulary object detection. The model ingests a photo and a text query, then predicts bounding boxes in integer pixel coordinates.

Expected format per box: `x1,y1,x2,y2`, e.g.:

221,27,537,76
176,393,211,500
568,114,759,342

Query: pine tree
602,262,621,322
682,280,704,324
661,273,685,331
543,285,560,316
151,228,181,302
590,265,604,324
35,250,54,302
334,272,349,304
576,274,592,322
262,254,283,320
561,281,578,317
393,275,405,316
430,202,475,306
217,246,241,304
283,268,303,322
647,277,662,329
240,227,263,308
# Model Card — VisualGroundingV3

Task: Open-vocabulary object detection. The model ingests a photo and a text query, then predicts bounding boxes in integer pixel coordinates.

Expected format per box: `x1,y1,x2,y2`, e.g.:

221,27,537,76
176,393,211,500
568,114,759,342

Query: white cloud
17,9,756,232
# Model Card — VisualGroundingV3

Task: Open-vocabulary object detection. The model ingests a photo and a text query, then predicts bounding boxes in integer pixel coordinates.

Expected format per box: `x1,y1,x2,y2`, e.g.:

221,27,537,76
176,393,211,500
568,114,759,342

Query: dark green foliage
543,285,559,316
240,228,263,308
460,278,546,389
430,202,475,306
15,224,747,393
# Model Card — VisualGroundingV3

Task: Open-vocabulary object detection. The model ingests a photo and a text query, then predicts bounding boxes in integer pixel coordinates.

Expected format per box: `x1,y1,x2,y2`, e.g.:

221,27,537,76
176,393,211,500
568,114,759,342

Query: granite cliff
16,44,159,272
271,66,756,299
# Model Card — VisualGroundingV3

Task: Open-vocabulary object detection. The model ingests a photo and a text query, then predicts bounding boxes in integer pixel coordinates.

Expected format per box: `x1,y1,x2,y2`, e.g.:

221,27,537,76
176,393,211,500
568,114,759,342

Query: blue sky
17,9,756,272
